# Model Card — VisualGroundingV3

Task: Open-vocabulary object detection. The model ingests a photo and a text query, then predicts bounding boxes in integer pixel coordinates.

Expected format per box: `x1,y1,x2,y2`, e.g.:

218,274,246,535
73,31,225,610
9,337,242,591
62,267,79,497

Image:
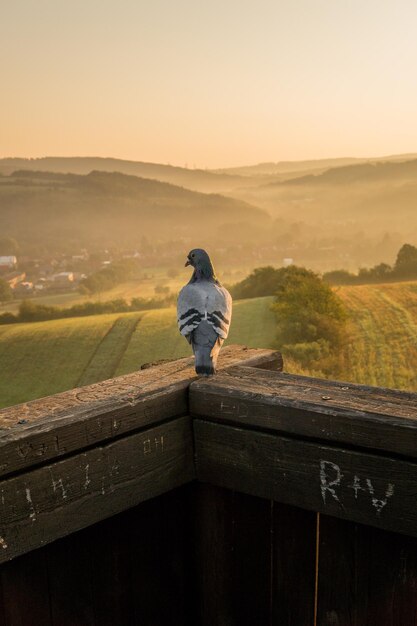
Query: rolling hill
229,156,417,259
0,281,416,409
0,297,277,409
0,169,269,251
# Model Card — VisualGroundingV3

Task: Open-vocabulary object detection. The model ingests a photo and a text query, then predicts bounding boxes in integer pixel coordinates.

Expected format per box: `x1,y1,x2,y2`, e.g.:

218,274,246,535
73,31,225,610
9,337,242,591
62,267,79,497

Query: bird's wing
206,284,232,340
177,282,232,340
177,283,206,336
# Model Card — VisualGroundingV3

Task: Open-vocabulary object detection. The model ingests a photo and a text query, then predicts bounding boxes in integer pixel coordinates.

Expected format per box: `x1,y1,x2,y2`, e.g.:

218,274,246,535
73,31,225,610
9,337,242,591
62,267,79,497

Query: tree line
0,295,175,325
323,244,417,285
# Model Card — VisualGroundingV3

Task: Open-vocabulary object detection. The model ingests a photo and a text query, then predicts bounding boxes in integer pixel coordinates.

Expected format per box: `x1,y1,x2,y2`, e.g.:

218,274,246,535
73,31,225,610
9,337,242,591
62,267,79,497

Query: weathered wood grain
46,531,96,626
317,514,417,626
190,365,417,458
127,485,197,626
0,416,194,564
0,346,282,478
272,504,317,625
0,485,198,626
194,420,417,537
0,548,52,626
193,484,272,626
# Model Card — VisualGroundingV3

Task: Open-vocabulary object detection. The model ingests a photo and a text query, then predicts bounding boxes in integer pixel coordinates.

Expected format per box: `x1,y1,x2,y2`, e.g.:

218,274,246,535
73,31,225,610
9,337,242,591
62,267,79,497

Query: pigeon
177,249,232,375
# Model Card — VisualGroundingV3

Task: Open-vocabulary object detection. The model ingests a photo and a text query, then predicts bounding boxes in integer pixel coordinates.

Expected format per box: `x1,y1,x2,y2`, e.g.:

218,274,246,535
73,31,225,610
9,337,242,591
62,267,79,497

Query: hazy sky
1,0,417,167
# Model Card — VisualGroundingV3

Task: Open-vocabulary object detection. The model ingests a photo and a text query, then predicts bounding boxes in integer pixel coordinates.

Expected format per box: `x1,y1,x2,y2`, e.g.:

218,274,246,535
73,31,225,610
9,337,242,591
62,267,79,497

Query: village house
0,256,17,271
50,272,75,288
14,281,33,295
5,271,26,289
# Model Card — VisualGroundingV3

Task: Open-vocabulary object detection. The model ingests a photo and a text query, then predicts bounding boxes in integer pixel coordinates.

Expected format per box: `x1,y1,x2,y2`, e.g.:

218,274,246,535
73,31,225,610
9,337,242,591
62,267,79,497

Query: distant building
283,258,294,267
52,272,74,285
0,256,17,270
5,271,26,288
14,281,33,294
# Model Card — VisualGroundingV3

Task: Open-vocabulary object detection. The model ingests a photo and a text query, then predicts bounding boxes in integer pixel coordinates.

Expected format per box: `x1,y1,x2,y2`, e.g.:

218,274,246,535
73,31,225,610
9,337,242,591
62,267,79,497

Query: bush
0,312,17,325
282,339,331,367
80,259,139,294
230,265,314,299
322,270,357,285
270,266,347,374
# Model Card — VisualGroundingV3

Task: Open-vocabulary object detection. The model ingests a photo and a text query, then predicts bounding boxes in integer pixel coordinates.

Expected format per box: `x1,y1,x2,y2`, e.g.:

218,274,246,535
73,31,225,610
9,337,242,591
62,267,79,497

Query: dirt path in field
77,314,143,387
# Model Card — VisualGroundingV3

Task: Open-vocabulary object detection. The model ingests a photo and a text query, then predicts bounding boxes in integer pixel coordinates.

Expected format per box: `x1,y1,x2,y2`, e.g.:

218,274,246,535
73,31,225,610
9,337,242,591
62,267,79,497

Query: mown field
0,282,416,409
338,281,417,391
0,297,277,409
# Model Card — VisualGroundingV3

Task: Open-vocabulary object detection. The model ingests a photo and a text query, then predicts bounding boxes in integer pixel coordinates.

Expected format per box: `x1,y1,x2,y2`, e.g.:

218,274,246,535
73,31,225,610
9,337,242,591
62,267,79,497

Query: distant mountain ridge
213,154,417,177
0,157,249,193
276,158,417,186
3,154,417,191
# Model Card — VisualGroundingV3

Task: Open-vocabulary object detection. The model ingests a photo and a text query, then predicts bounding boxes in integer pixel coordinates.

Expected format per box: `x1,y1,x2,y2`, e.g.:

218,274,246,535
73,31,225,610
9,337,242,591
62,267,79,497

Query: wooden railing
0,345,416,625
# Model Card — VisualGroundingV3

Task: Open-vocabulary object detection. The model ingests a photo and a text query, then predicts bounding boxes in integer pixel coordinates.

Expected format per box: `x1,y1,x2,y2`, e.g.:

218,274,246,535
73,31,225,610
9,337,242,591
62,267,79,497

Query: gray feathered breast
177,281,232,340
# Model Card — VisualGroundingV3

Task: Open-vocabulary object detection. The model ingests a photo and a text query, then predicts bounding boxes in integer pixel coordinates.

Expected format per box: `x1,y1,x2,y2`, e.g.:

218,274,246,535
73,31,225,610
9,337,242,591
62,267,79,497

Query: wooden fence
0,345,416,625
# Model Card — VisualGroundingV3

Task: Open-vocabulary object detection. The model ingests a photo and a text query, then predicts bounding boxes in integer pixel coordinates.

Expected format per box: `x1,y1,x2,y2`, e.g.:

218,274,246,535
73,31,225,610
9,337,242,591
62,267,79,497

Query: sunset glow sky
2,0,417,167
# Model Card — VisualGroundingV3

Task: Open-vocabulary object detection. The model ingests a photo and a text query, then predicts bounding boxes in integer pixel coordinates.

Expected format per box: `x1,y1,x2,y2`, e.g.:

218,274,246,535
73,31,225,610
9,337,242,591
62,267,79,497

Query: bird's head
185,249,218,281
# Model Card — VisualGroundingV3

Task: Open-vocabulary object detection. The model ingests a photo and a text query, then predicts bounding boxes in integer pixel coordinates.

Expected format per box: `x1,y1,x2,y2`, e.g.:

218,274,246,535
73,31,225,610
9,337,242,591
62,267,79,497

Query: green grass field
0,297,277,408
0,265,251,313
0,282,416,409
0,313,138,408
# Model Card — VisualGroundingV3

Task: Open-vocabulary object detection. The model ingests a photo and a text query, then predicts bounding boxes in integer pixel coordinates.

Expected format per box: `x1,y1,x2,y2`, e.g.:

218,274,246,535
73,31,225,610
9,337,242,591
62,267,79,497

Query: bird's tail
194,346,215,376
191,322,223,376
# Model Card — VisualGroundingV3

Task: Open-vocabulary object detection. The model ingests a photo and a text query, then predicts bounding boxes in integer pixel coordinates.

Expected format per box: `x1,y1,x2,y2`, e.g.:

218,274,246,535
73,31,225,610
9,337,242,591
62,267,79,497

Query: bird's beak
185,259,191,267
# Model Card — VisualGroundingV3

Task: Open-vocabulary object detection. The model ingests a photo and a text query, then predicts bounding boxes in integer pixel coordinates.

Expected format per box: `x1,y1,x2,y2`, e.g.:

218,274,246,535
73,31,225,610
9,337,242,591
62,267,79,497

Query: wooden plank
316,515,367,626
272,503,317,626
129,485,197,626
0,548,52,626
0,346,282,478
0,578,5,626
194,420,417,537
46,530,96,626
190,365,417,458
230,491,272,625
194,484,272,626
88,511,134,626
0,416,194,564
317,514,417,626
193,484,235,626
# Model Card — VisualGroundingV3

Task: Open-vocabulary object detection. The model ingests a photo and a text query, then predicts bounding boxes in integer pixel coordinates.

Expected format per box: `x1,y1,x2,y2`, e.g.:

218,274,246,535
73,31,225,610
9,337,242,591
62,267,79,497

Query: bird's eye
191,253,195,258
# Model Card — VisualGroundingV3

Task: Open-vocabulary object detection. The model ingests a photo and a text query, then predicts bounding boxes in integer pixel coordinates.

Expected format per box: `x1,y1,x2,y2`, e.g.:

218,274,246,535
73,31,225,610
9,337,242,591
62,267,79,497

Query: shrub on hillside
266,266,347,375
272,267,347,346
